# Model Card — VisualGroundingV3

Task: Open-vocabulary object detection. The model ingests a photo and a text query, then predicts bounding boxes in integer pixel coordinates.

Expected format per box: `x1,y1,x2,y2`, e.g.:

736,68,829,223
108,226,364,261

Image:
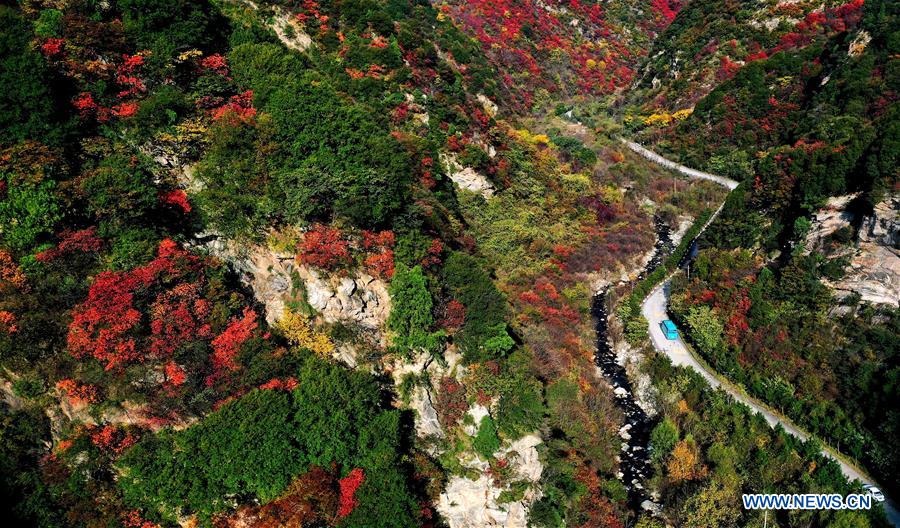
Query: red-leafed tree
35,227,103,262
208,307,259,384
148,282,212,358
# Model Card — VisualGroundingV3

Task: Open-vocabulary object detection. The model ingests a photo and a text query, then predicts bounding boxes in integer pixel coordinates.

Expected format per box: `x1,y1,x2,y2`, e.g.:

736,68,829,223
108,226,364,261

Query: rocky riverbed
591,216,673,512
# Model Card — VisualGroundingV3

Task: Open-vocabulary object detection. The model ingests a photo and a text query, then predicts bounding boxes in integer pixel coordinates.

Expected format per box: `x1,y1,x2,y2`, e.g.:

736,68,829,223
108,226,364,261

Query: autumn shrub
297,224,351,271
277,308,334,357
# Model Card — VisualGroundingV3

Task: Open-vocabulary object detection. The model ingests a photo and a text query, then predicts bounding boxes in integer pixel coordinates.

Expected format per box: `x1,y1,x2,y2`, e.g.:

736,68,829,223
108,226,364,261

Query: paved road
621,139,739,190
629,140,899,526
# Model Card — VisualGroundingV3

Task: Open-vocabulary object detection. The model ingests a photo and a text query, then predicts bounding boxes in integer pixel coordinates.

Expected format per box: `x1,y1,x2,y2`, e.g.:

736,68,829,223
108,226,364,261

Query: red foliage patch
36,227,103,262
440,299,466,331
207,307,258,385
212,90,257,122
90,424,139,455
0,311,18,334
67,240,202,370
259,377,299,391
149,282,212,358
0,250,29,291
40,38,65,58
200,54,229,76
56,379,101,406
122,510,161,528
298,224,351,270
159,189,192,213
337,468,365,518
435,376,468,427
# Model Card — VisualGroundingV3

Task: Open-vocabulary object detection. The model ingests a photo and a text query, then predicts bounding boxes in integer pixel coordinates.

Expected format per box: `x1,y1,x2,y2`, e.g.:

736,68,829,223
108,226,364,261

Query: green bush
0,176,62,252
472,415,501,459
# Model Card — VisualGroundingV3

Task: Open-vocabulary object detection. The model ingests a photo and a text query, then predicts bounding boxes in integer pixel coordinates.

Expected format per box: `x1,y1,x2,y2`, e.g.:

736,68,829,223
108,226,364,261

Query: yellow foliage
598,184,624,204
177,49,203,63
278,309,335,357
514,128,550,146
642,108,694,127
642,112,675,127
174,117,209,144
672,108,694,120
667,439,708,483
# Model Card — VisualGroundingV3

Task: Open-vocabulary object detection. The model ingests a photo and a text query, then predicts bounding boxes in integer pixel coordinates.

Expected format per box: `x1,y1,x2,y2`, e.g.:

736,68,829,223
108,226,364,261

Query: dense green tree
119,356,418,525
0,7,66,145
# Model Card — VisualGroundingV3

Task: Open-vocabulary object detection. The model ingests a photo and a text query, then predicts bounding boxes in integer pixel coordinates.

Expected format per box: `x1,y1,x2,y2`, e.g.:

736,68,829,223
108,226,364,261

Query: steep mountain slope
0,1,896,528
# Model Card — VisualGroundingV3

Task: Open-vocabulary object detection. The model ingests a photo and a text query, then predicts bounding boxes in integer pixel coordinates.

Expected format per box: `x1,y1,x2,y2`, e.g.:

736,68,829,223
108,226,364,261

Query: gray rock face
197,240,391,333
439,152,495,198
299,267,390,331
830,196,900,307
437,434,543,528
804,193,860,252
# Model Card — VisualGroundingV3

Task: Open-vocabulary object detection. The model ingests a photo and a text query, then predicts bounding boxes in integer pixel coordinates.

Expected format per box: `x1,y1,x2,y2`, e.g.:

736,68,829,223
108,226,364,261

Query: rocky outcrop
300,268,390,331
804,193,860,253
437,434,543,528
240,0,313,52
803,194,899,306
195,239,391,335
830,196,900,307
388,350,544,528
440,153,495,198
387,350,464,440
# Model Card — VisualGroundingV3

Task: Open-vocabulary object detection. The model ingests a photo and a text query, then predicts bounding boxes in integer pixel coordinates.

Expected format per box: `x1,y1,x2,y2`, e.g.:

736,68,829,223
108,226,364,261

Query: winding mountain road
623,139,899,527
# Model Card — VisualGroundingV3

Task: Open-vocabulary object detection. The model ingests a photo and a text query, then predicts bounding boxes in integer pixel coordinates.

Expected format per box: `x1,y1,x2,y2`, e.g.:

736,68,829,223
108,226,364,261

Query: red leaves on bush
0,311,17,334
164,361,187,387
67,240,201,370
149,282,212,358
441,299,466,331
435,376,468,427
159,189,192,213
40,38,65,58
56,379,100,406
67,271,143,369
112,102,138,118
212,90,257,122
364,250,395,279
421,238,443,268
90,424,139,455
716,56,741,82
123,510,161,528
0,250,30,291
36,227,103,262
650,0,681,27
208,307,258,384
337,468,365,518
116,54,147,98
361,230,396,278
298,225,351,270
259,377,299,391
73,92,99,117
362,230,395,250
200,54,229,76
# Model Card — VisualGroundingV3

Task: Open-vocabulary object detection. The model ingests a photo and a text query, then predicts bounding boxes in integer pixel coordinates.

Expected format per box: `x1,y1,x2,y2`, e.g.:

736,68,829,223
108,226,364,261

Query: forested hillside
0,1,896,527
